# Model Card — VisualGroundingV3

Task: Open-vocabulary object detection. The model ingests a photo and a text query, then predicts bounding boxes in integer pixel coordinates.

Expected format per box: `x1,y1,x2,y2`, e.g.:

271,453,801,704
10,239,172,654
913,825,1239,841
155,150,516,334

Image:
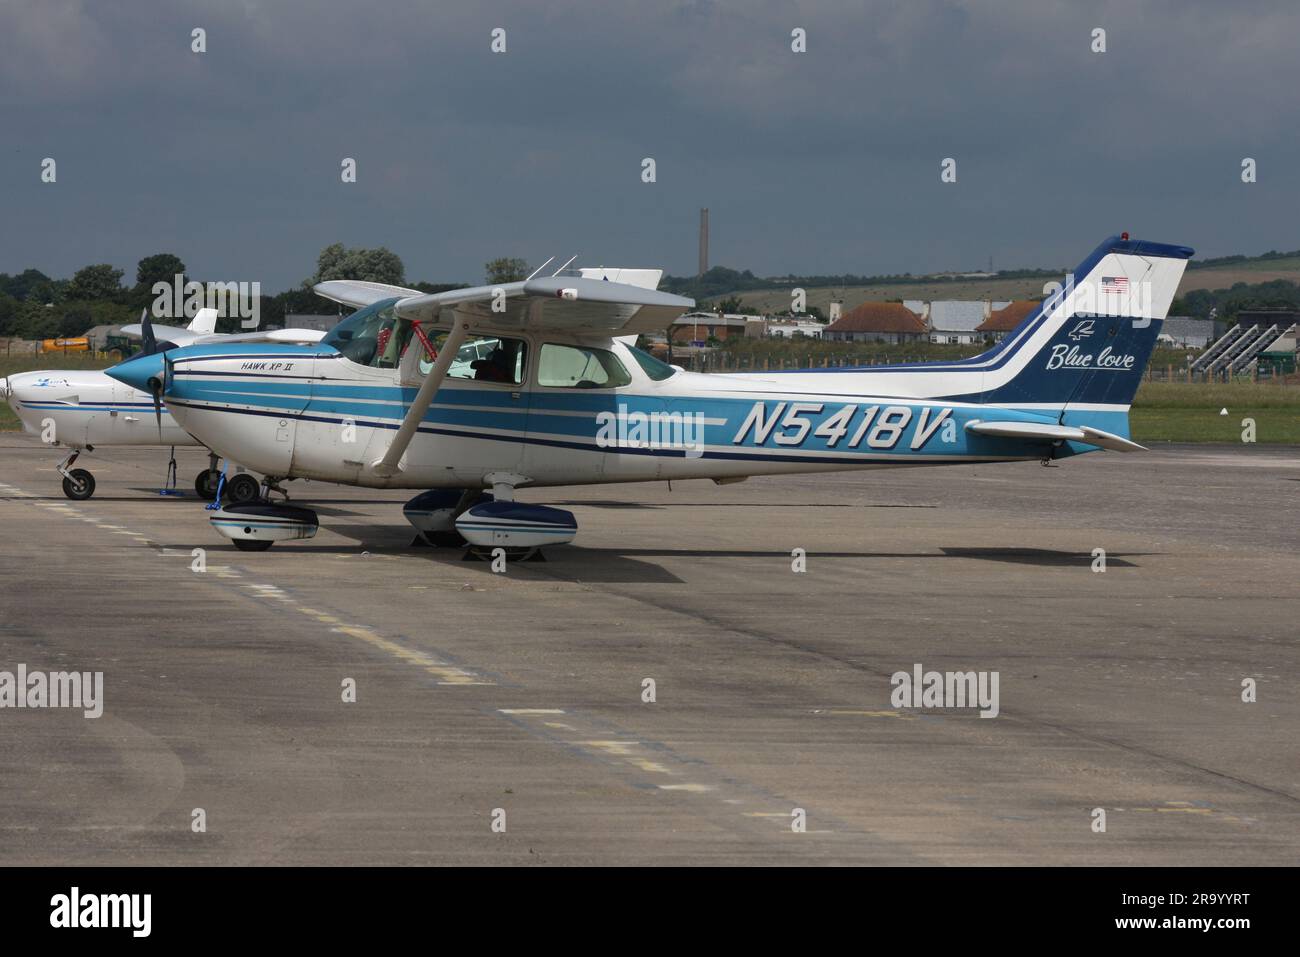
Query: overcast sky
2,0,1297,290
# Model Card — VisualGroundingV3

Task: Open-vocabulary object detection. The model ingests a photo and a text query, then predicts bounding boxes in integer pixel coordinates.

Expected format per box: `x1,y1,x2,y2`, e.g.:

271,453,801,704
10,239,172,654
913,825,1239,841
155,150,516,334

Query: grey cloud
2,0,1297,290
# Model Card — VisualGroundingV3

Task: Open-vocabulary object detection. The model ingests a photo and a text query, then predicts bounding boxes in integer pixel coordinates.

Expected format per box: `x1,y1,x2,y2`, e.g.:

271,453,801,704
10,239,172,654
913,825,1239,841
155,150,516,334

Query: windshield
320,298,408,367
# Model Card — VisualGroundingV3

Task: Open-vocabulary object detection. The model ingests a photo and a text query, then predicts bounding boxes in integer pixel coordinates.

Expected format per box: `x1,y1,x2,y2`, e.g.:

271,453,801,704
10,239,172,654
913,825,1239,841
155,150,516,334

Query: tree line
0,246,534,341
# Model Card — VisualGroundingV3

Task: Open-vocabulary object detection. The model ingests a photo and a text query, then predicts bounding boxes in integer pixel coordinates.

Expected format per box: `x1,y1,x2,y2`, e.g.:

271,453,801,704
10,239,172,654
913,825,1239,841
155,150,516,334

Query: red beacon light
1121,232,1129,241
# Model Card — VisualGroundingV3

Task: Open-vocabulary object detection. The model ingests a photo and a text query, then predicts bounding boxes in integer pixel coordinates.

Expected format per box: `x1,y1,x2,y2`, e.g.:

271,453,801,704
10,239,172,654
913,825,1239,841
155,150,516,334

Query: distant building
285,313,342,333
824,303,928,344
670,312,761,345
1158,317,1215,349
977,300,1040,342
914,300,993,344
766,319,823,339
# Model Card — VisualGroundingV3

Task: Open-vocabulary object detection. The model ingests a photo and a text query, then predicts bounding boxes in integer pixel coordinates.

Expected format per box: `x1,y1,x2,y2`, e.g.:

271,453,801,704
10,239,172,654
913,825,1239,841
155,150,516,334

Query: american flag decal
1102,276,1129,293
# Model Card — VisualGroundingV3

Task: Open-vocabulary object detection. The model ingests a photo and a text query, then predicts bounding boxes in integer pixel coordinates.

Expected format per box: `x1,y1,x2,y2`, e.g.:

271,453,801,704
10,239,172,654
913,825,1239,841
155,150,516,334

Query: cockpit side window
537,343,632,389
418,333,528,385
626,345,678,381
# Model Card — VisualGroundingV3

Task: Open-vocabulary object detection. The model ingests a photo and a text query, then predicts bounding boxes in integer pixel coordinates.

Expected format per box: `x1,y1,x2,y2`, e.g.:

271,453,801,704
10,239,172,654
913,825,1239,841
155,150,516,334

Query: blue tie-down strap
158,447,183,496
205,461,229,511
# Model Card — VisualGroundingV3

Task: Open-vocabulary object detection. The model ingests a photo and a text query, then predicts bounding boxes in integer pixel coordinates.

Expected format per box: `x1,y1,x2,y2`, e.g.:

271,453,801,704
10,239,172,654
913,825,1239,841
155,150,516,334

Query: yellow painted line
825,709,915,719
627,758,671,774
1131,806,1213,814
297,607,339,623
658,783,714,793
544,722,575,730
333,625,491,686
582,740,638,756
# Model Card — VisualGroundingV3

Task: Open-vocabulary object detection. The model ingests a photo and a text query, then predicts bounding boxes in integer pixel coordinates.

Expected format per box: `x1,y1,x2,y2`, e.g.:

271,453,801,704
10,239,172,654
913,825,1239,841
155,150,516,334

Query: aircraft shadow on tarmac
552,500,940,510
178,535,1149,585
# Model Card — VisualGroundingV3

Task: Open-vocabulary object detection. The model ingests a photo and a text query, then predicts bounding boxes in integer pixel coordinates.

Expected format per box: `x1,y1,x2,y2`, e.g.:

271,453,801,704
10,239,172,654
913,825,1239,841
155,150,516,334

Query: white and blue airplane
4,309,326,500
106,235,1191,553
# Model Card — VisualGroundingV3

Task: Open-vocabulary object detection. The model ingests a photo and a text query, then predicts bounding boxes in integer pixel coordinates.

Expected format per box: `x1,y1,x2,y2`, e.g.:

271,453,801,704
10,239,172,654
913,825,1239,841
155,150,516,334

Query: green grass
1130,381,1300,443
0,353,115,432
0,354,115,377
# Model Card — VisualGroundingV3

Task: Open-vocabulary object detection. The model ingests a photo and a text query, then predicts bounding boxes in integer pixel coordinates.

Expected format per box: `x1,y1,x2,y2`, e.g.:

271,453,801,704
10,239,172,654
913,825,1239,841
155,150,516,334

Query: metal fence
680,350,1296,384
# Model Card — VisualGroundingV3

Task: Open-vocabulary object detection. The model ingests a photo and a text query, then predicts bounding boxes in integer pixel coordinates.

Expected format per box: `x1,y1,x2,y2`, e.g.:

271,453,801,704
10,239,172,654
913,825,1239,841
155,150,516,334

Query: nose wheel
61,468,96,500
55,450,96,500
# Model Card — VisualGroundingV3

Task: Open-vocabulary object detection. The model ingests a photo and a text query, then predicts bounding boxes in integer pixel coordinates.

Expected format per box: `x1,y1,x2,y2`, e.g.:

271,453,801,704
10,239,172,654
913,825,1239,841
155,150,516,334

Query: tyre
232,538,274,552
61,468,96,500
194,469,222,500
224,473,261,505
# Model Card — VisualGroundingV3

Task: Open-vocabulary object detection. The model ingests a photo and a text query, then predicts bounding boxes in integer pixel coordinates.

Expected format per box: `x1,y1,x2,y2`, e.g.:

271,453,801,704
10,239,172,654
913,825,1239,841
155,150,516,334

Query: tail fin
578,267,664,290
976,235,1192,411
187,307,219,335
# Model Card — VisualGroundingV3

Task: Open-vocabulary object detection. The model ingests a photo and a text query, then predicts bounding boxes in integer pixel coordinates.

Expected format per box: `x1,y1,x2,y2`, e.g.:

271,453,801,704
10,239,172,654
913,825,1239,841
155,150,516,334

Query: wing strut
372,319,471,477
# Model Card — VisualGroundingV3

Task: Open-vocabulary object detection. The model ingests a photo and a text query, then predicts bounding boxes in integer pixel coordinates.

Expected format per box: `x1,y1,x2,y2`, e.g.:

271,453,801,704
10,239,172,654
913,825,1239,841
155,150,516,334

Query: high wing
120,324,326,345
385,276,693,335
312,280,428,309
312,270,691,335
190,328,326,345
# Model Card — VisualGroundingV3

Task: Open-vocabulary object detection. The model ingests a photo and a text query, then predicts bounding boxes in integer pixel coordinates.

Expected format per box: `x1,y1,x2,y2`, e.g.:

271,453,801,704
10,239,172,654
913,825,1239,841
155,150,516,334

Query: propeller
139,308,166,439
147,372,164,440
139,307,158,356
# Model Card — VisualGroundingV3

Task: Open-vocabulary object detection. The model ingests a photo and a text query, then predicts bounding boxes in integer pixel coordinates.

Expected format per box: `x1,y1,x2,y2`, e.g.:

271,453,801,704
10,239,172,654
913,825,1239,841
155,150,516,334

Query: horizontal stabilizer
966,420,1146,452
967,420,1087,442
1078,425,1147,452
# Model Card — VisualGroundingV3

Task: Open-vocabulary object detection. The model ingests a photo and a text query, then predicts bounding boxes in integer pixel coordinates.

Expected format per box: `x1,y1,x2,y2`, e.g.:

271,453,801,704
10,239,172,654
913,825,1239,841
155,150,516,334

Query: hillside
721,256,1300,315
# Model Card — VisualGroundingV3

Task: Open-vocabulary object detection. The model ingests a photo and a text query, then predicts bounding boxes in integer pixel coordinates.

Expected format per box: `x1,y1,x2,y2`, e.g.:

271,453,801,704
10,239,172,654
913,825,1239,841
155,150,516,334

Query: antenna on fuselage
525,257,555,281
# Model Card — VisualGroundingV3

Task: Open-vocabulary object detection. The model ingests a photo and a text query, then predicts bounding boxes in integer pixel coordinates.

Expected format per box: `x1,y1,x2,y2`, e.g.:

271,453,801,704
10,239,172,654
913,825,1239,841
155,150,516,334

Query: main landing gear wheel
223,473,261,505
232,538,275,552
195,468,222,500
61,468,96,501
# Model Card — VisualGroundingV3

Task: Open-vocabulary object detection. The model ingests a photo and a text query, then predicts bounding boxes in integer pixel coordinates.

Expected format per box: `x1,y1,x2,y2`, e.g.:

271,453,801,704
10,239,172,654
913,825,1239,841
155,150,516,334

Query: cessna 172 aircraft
4,308,325,500
106,235,1191,554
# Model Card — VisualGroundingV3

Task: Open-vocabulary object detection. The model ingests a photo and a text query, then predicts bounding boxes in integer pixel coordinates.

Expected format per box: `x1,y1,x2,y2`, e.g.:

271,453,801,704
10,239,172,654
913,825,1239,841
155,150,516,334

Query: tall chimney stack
698,208,709,277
